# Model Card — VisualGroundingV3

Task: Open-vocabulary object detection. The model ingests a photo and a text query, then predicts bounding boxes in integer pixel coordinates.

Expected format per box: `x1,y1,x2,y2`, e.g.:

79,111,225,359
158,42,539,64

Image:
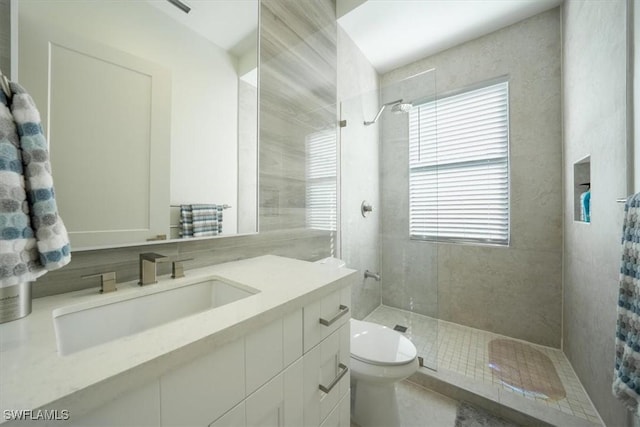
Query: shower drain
393,325,408,332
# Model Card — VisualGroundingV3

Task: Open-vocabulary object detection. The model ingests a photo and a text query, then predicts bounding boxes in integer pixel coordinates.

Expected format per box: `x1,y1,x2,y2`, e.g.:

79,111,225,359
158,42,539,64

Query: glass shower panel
339,90,382,321
379,69,438,370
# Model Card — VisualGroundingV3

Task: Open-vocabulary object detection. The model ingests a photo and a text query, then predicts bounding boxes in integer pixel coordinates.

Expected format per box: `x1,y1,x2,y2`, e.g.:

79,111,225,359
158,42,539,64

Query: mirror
17,0,258,250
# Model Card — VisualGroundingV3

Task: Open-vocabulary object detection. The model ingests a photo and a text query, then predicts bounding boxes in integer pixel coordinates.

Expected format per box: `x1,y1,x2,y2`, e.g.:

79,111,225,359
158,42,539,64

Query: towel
179,205,194,238
0,83,70,288
191,204,219,237
178,204,223,238
613,193,640,413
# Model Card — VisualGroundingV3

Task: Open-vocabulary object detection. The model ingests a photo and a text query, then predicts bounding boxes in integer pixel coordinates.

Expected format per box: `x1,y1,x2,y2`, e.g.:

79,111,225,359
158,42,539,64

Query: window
306,129,337,231
409,80,509,245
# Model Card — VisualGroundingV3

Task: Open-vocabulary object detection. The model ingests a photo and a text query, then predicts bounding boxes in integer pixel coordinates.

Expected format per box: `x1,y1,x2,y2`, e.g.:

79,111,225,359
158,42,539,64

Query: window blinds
409,81,509,245
306,129,337,231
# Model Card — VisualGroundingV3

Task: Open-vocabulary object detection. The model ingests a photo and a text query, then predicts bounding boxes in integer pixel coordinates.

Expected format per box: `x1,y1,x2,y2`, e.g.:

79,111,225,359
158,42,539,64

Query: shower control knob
361,201,373,217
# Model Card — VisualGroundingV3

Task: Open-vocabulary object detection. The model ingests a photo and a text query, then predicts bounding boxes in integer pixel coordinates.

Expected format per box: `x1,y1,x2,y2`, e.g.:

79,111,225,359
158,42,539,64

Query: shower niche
573,156,591,223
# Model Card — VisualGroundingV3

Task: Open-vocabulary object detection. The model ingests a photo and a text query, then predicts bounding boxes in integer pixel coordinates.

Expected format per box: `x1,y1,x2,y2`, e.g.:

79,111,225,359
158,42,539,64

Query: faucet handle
139,252,170,262
82,271,117,293
172,258,194,279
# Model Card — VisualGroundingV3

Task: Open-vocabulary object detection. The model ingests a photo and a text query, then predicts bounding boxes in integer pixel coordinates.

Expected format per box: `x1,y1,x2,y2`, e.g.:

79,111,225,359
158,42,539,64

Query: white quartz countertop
0,255,356,420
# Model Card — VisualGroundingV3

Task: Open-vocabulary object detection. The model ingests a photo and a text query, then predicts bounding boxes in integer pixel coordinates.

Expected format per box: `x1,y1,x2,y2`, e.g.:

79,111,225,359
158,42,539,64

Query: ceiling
147,0,258,57
338,0,563,74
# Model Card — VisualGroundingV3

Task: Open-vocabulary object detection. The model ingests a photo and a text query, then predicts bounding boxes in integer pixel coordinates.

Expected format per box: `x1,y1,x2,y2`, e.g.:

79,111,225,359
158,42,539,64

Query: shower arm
364,99,403,126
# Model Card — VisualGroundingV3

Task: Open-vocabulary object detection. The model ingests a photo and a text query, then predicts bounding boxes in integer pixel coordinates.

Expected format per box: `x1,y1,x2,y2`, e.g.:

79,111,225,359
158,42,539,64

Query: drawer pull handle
319,363,348,394
319,305,349,326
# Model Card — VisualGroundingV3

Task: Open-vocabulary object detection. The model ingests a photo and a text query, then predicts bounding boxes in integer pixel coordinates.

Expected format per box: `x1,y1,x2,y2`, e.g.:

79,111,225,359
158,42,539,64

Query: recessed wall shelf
573,156,591,223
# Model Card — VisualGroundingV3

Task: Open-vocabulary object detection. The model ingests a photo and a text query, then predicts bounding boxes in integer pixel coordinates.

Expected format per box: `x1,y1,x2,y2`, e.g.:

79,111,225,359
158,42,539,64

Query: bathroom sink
53,278,258,355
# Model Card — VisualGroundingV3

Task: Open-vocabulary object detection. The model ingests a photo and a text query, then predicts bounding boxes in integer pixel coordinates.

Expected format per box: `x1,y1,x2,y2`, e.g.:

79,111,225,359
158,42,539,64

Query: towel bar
170,204,232,209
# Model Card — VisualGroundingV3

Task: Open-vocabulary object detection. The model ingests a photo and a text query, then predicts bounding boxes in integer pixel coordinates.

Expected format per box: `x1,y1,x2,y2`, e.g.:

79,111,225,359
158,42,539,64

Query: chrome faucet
139,253,169,285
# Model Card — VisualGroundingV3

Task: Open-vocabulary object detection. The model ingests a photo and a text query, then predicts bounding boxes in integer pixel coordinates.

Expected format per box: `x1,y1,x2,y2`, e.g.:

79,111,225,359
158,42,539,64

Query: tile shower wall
379,9,563,348
562,1,630,426
0,0,9,74
33,0,338,298
337,26,381,320
259,0,337,233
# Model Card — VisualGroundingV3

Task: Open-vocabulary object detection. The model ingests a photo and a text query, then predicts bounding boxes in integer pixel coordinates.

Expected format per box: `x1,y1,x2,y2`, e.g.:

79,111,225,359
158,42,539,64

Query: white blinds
409,81,509,245
306,129,337,231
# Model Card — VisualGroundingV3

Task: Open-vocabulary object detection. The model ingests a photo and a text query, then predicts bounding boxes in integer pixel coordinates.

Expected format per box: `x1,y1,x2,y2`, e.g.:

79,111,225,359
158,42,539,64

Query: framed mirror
16,0,258,250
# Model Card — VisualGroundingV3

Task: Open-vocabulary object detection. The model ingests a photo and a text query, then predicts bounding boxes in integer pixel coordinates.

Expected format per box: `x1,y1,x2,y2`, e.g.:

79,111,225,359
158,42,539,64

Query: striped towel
192,204,218,237
613,193,640,413
0,83,71,288
179,205,194,238
179,204,224,238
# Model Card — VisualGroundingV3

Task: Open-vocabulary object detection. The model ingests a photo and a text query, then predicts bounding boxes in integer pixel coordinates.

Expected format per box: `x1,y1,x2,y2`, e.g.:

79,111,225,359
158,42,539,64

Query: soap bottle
580,183,591,223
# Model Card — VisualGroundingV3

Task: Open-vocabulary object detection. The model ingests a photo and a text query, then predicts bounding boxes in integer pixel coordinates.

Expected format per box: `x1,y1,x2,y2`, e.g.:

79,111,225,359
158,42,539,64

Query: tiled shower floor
364,305,602,425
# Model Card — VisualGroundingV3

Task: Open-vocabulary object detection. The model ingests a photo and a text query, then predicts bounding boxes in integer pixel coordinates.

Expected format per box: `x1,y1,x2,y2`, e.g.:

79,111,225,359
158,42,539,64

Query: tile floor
364,305,602,424
351,380,518,427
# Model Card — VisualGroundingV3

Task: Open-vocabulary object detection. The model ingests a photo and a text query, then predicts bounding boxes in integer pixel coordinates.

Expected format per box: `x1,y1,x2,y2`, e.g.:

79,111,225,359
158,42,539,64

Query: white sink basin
53,278,258,355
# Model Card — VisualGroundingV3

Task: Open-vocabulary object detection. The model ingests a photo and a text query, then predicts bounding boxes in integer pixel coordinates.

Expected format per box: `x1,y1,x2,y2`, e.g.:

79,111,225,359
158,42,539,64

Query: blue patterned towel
178,204,224,238
614,193,640,413
0,83,70,288
179,205,194,238
191,204,219,237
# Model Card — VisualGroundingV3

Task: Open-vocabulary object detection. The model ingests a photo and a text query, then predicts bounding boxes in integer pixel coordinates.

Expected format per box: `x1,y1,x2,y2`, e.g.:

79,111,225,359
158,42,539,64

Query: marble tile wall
379,9,563,348
33,229,332,298
259,0,337,233
0,0,9,75
562,1,631,426
337,26,381,320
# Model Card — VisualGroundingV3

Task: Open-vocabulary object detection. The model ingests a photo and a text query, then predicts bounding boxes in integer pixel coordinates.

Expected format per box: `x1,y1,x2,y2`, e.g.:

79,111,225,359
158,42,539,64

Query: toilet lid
350,319,417,366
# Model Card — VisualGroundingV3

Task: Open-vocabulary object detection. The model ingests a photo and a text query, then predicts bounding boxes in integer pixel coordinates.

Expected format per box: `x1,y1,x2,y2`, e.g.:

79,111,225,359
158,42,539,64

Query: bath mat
454,402,520,427
488,338,566,401
393,324,408,332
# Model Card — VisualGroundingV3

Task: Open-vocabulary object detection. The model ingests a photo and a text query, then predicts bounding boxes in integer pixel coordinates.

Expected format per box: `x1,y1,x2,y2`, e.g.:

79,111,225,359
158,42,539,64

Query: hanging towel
191,204,219,237
0,83,70,288
179,204,194,238
614,193,640,413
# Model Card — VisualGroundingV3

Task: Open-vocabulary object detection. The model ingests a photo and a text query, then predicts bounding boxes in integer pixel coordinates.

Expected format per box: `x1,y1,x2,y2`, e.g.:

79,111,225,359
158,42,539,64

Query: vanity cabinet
160,338,245,426
67,379,161,427
61,289,350,427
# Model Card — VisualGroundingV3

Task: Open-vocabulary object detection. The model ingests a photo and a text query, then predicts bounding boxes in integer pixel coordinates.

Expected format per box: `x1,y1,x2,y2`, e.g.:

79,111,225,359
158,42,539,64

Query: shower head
391,102,413,114
364,99,412,126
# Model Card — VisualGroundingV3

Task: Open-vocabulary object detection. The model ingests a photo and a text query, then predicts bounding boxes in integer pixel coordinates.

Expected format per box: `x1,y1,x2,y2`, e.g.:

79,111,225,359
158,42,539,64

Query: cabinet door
161,339,245,426
318,392,350,427
245,357,304,427
68,379,160,427
246,373,283,427
304,287,351,352
209,402,246,427
245,318,283,394
303,323,350,427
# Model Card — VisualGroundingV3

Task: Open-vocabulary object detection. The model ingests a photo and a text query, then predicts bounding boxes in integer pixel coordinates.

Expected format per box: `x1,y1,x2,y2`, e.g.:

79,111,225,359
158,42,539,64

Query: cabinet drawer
303,323,350,427
303,287,351,353
161,338,245,427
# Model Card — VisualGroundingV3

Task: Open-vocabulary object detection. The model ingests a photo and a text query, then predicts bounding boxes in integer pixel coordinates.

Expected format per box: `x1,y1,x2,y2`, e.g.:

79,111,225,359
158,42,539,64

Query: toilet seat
350,319,417,366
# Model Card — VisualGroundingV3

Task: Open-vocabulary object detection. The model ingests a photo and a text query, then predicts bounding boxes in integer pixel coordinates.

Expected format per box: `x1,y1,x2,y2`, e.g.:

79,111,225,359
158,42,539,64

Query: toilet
316,257,418,427
350,318,419,427
314,258,419,427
